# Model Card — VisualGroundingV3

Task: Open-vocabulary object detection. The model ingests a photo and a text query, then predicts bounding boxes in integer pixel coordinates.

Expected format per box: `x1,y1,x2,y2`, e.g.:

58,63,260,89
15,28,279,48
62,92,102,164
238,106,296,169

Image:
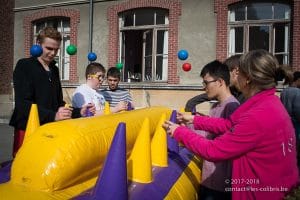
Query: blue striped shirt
100,87,132,107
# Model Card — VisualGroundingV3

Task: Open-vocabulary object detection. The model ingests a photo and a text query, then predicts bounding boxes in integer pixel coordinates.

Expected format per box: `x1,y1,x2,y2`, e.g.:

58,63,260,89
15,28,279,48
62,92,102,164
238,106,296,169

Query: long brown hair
239,49,279,91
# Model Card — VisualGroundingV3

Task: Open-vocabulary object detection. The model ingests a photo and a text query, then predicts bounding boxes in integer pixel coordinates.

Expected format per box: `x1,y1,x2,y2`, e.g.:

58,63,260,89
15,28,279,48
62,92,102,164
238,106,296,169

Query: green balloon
66,45,77,55
116,62,124,70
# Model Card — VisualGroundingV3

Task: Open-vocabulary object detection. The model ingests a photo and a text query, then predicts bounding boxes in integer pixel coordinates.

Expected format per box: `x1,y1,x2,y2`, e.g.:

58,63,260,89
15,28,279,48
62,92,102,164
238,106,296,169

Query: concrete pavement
0,123,13,163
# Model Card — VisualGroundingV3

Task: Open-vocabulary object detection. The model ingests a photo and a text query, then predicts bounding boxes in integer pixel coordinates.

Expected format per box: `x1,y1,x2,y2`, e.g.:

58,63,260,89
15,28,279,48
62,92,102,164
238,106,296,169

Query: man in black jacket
10,27,92,157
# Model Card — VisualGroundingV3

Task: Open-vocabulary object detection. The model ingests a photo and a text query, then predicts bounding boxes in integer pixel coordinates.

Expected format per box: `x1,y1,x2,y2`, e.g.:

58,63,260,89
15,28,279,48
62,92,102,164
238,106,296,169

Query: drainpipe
88,0,93,54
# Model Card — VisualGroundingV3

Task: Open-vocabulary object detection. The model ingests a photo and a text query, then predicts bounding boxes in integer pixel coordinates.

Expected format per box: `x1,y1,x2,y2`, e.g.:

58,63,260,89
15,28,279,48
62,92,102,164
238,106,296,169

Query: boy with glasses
191,60,240,200
184,55,244,112
72,62,106,116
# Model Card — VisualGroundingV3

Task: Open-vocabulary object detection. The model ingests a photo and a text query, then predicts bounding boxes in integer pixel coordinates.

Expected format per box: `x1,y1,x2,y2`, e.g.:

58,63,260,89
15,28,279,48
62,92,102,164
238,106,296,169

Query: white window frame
118,8,169,82
228,2,290,64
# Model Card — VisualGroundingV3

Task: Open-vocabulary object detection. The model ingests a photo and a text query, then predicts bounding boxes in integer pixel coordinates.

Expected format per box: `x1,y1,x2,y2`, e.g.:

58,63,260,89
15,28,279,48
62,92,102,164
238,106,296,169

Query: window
119,8,169,82
33,18,71,80
228,2,290,64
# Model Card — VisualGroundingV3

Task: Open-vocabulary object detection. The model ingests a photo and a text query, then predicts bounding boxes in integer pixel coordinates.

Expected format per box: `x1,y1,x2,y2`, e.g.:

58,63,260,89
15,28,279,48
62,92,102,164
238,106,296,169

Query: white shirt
72,84,105,111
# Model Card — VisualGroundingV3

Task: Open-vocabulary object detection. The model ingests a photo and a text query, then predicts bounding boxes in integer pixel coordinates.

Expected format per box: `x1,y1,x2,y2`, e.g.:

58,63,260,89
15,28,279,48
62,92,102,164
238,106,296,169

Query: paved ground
0,123,13,163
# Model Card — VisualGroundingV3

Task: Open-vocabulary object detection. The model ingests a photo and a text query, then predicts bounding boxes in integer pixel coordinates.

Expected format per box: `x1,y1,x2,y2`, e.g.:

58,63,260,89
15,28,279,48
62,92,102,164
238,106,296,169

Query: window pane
274,3,290,19
156,56,163,80
275,24,289,53
135,9,154,26
156,55,168,81
229,4,245,21
145,56,152,81
62,35,70,80
124,11,134,26
36,21,46,34
156,9,168,24
275,54,288,65
62,57,70,80
156,30,167,54
63,20,70,32
229,27,242,54
145,31,152,56
229,27,243,53
247,3,272,20
156,30,168,81
144,31,152,81
47,19,59,29
249,26,269,51
156,14,165,25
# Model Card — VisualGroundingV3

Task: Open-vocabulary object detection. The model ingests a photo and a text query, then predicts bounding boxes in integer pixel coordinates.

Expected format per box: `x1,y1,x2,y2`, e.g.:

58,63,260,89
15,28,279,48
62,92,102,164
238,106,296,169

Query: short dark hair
224,55,241,71
293,71,300,82
200,60,230,86
276,65,293,85
107,67,121,79
85,62,106,79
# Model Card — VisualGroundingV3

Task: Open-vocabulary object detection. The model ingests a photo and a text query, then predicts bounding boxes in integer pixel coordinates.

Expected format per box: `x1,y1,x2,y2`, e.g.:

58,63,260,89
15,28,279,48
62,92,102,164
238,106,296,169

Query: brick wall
292,0,300,71
0,0,14,94
107,0,181,84
214,0,300,71
23,8,80,83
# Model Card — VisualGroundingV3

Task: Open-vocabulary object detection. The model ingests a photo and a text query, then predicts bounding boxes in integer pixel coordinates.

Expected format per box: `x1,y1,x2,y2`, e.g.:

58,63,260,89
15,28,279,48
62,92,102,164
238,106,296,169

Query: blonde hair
239,49,279,91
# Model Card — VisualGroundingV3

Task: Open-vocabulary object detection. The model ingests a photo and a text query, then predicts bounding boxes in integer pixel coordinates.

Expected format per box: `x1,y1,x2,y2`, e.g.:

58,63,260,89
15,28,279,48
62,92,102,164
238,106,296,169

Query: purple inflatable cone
0,161,12,183
93,122,128,200
127,102,134,111
168,110,179,153
169,110,177,123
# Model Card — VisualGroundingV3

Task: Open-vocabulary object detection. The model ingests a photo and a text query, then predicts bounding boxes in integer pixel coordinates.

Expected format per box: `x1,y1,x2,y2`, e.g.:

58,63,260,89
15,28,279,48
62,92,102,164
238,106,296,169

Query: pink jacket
174,88,298,200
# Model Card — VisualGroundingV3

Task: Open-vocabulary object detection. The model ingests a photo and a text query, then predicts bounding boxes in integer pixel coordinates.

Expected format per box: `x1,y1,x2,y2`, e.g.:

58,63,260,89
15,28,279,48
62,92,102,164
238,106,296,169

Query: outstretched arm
171,119,259,162
184,93,209,112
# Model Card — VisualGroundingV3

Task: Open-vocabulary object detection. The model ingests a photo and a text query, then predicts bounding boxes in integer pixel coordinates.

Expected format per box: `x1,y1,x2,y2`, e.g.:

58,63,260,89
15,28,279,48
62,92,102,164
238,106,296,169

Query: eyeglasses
89,74,106,81
202,79,218,87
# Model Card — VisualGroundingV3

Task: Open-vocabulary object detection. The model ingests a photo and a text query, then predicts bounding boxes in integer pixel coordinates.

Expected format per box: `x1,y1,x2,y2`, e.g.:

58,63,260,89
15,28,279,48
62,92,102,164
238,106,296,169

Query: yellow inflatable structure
0,106,201,199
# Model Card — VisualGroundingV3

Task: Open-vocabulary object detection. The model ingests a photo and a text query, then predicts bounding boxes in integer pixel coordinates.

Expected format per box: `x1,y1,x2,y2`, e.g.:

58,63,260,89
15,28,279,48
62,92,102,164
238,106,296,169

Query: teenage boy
101,67,133,112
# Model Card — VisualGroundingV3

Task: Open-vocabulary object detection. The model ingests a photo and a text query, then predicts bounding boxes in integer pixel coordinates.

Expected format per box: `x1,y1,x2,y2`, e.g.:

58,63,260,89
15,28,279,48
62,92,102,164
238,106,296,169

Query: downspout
88,0,93,54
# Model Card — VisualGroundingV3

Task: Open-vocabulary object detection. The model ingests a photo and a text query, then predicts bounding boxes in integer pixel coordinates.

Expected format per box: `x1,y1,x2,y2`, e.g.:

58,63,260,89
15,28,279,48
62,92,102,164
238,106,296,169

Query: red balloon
182,63,192,72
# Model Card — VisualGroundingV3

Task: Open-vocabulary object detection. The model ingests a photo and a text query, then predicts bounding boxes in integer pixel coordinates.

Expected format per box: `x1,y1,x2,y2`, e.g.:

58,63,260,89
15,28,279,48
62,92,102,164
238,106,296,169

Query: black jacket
9,57,80,130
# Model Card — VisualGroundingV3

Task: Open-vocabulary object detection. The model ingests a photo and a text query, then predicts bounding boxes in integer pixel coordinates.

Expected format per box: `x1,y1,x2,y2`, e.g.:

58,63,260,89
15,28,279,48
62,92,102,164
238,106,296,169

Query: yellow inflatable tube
10,107,171,192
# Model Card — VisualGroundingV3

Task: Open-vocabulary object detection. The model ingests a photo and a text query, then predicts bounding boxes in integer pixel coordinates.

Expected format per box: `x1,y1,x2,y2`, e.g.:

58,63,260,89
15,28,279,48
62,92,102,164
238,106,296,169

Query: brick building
0,0,299,117
0,0,14,118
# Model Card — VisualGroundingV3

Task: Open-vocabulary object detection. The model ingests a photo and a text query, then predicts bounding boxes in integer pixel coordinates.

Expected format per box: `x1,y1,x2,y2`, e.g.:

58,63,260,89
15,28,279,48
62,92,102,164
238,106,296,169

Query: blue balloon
30,45,43,57
177,49,189,60
88,52,97,61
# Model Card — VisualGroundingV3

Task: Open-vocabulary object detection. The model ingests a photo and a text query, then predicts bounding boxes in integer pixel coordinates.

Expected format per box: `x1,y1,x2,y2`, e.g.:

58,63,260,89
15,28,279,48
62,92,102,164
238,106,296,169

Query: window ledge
62,82,204,91
62,82,286,92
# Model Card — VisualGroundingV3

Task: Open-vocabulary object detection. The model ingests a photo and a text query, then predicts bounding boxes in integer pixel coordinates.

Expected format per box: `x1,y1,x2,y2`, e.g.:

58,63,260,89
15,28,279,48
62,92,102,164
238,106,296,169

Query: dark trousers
13,129,25,157
199,185,231,200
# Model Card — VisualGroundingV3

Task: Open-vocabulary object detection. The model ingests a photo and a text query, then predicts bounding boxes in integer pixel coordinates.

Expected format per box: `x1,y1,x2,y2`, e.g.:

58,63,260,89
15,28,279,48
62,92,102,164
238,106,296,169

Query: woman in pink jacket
164,49,299,200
